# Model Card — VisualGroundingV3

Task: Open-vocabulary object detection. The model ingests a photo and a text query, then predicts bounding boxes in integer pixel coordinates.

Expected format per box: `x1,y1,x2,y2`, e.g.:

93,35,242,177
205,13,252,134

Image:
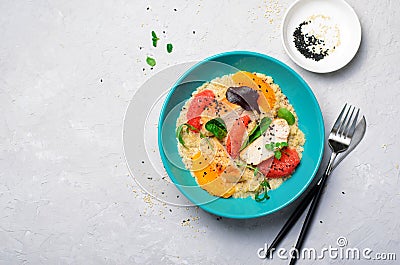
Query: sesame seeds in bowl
282,0,361,73
293,14,341,62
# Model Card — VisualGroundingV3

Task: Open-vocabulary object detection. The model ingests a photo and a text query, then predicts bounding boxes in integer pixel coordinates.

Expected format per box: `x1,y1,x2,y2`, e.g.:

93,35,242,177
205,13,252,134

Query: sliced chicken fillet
239,118,290,165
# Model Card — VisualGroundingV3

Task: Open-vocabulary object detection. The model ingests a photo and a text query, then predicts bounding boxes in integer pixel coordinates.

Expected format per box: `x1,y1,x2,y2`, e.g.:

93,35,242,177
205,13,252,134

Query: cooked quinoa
176,72,305,199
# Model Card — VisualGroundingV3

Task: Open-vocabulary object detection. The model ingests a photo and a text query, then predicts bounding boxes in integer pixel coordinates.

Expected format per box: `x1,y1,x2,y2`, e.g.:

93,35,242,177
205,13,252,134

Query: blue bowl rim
157,50,324,219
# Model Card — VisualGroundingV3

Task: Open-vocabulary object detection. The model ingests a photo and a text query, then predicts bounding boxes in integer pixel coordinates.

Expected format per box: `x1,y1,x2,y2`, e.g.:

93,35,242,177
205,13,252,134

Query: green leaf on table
151,31,160,47
167,43,173,53
146,56,156,67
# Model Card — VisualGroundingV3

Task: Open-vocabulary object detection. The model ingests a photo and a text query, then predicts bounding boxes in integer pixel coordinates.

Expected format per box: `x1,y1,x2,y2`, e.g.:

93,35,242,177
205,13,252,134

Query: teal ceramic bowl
158,51,324,219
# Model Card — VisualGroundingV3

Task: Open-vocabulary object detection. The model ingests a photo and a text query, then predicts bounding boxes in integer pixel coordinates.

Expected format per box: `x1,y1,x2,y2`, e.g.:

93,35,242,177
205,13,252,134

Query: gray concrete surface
0,0,399,264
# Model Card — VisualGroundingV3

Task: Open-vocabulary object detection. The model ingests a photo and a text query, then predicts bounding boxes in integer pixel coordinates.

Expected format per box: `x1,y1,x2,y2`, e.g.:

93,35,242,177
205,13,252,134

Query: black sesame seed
293,20,329,61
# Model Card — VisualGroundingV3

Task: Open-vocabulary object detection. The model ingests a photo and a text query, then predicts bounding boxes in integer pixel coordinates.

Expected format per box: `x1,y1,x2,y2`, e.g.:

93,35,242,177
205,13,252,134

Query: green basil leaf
274,150,282,159
265,180,271,189
255,180,271,202
241,117,272,150
176,123,205,148
253,167,259,176
249,117,272,143
255,191,264,202
277,108,295,125
259,116,272,133
260,180,269,187
265,143,274,151
205,118,227,140
176,124,187,148
276,142,288,149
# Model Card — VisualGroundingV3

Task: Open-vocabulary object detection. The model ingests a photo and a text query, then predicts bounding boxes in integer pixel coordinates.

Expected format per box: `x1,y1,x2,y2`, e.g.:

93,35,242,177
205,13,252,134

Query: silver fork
289,104,360,265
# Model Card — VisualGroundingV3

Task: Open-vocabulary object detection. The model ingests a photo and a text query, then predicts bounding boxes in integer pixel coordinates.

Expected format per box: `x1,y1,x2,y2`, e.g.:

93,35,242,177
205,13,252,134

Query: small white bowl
282,0,361,73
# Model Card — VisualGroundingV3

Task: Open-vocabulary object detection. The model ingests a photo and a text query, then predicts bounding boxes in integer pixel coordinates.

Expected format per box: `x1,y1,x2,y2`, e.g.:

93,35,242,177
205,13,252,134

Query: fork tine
332,103,347,133
346,108,360,138
341,106,355,136
337,105,352,135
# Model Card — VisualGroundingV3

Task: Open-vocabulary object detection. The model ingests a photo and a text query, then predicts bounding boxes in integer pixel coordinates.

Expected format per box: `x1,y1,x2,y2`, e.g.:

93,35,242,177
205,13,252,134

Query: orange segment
232,71,276,109
191,139,239,198
192,151,224,185
221,186,236,198
192,151,234,198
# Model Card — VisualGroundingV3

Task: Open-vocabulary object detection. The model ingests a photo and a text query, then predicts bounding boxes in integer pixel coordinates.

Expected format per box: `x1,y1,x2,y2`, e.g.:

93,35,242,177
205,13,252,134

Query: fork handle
289,152,337,265
265,184,318,258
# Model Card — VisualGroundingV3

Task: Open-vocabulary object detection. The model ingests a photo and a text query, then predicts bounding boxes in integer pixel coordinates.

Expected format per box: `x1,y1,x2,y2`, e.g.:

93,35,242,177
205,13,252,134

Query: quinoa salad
175,71,305,201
